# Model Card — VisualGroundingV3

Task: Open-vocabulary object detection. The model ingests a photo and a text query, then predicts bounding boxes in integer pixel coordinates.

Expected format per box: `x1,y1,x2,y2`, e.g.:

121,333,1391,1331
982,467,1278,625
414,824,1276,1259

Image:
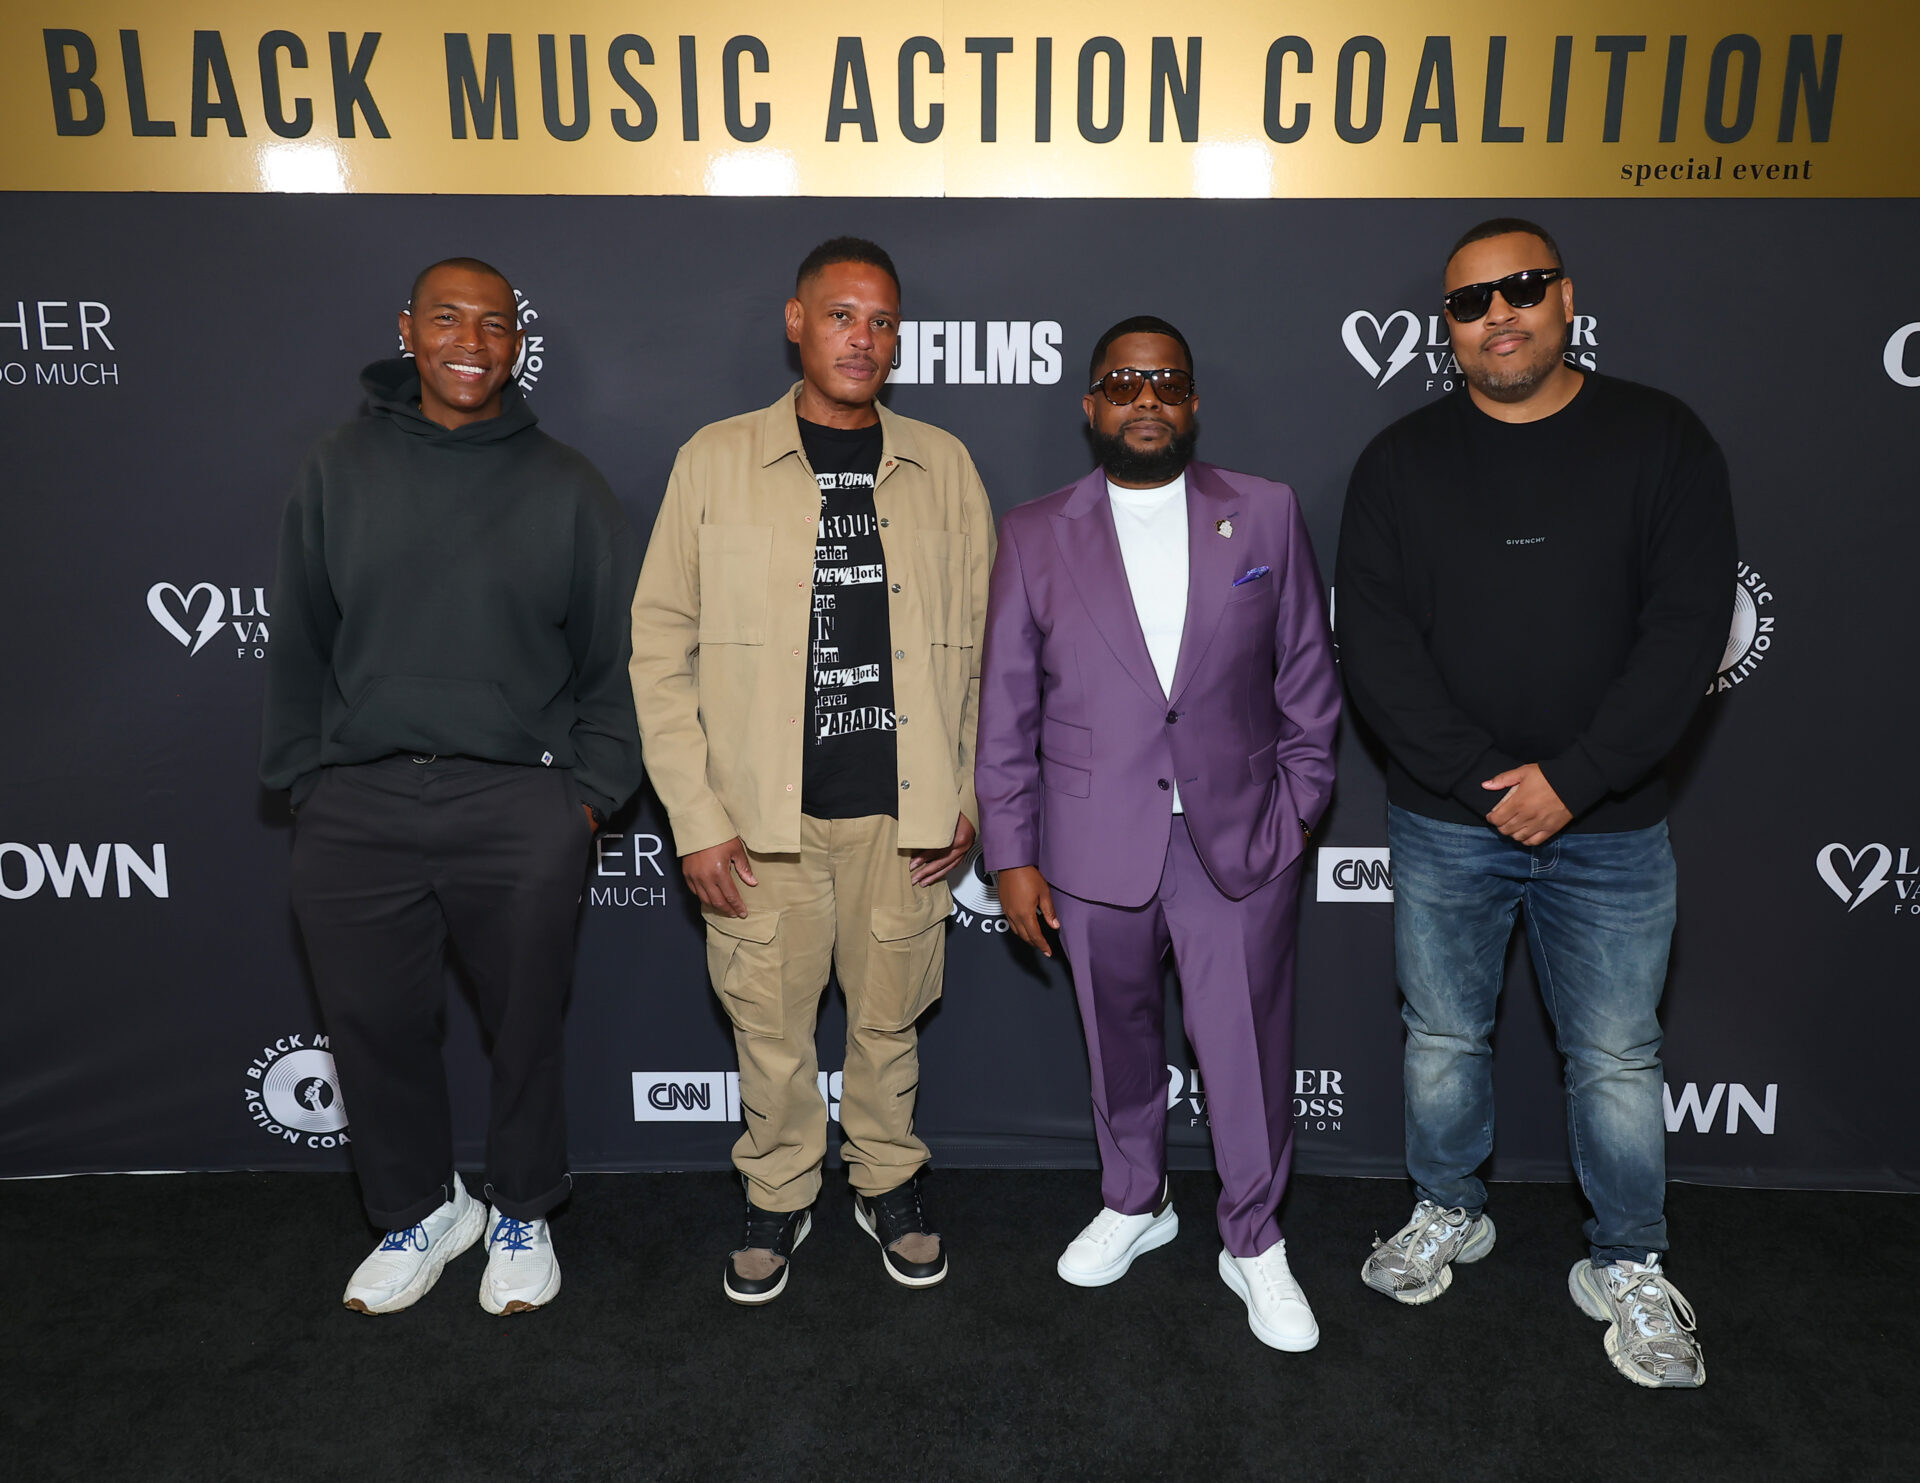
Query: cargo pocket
704,909,783,1037
861,893,950,1032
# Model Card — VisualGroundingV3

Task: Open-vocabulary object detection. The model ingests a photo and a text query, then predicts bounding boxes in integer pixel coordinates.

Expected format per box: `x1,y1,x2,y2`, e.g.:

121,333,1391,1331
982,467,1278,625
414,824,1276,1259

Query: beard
1463,321,1572,403
1092,417,1199,484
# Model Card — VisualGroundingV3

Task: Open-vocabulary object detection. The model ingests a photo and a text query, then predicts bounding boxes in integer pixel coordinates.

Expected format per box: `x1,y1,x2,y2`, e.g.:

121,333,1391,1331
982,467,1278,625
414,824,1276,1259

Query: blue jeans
1388,805,1676,1265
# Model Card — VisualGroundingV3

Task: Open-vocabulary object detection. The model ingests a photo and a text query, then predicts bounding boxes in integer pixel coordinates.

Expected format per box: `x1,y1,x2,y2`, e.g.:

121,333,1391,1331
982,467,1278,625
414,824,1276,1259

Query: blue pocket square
1232,566,1271,587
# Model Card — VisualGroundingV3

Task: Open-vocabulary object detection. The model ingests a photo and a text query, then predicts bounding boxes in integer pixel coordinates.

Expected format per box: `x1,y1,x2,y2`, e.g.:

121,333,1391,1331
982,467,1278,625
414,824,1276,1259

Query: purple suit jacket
975,461,1340,908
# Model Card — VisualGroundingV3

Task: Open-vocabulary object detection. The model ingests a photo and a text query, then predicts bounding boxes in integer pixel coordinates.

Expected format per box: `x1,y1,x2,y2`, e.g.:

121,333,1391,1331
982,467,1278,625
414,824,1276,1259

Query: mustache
1479,328,1532,348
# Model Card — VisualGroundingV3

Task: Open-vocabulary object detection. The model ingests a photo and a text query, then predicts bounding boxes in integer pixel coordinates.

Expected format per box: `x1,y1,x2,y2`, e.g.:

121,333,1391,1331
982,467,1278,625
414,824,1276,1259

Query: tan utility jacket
631,385,995,856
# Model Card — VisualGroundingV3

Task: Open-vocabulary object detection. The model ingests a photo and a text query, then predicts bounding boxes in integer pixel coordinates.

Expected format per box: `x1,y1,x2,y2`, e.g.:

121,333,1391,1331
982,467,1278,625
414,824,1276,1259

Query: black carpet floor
7,1170,1914,1482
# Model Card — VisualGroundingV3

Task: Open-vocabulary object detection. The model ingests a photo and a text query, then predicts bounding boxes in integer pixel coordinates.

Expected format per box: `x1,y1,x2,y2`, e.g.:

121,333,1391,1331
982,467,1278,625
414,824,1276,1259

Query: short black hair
1446,217,1564,272
795,237,900,297
1088,315,1193,385
408,256,515,314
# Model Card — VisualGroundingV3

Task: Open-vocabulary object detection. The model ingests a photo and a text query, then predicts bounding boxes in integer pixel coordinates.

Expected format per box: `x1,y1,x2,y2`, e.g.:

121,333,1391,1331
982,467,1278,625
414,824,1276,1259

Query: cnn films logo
1316,847,1392,902
632,1071,843,1122
1816,842,1920,918
1885,323,1920,387
589,830,670,908
1664,1080,1776,1135
949,840,1010,934
889,321,1062,386
147,583,271,660
1342,310,1598,392
244,1033,351,1148
0,843,166,900
399,286,549,395
1168,1066,1346,1133
0,297,118,388
1708,561,1777,696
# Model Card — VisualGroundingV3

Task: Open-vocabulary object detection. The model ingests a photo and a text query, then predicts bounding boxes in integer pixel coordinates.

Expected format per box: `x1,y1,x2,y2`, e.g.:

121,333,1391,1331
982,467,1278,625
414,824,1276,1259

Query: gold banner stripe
4,2,1912,196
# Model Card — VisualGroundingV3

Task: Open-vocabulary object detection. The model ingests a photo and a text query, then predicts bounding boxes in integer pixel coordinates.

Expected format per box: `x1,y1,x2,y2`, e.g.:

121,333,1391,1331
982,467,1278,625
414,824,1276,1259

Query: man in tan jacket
631,238,994,1304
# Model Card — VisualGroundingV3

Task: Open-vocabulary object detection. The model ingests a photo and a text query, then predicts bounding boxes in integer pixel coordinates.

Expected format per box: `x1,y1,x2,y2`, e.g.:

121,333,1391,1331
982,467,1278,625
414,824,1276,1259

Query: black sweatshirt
1334,372,1736,833
260,359,644,818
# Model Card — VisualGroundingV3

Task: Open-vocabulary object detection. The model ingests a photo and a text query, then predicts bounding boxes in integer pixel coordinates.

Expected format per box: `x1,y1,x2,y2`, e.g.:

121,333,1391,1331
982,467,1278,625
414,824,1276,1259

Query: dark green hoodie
260,358,643,817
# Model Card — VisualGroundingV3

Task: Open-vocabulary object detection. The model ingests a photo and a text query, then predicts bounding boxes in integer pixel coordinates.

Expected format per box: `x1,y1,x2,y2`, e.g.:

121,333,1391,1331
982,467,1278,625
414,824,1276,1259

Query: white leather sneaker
342,1176,485,1315
1218,1240,1320,1352
480,1208,562,1314
1057,1183,1179,1287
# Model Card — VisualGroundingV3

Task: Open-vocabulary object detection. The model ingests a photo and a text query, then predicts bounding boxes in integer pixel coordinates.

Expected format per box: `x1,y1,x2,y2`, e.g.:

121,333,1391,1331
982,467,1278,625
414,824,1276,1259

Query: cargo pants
703,813,951,1212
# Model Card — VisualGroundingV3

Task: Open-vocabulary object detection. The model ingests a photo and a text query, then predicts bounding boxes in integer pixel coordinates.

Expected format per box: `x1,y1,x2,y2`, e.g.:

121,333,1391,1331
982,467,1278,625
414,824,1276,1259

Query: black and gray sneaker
1360,1200,1496,1304
723,1201,812,1306
854,1176,948,1288
1569,1256,1705,1389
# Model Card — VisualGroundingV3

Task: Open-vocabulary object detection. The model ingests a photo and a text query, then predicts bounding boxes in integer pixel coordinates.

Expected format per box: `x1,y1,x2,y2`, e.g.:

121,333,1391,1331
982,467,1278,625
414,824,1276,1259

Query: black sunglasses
1089,366,1197,406
1443,268,1564,323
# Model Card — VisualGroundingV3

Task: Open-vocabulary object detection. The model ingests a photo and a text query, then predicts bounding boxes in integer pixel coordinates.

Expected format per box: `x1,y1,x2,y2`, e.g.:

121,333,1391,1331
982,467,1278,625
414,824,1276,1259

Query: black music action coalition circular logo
948,840,1007,933
1710,561,1779,695
243,1033,350,1149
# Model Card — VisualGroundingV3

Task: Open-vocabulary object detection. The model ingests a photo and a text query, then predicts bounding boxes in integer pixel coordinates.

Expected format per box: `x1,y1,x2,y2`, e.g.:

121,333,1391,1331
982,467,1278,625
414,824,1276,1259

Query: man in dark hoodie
261,258,643,1317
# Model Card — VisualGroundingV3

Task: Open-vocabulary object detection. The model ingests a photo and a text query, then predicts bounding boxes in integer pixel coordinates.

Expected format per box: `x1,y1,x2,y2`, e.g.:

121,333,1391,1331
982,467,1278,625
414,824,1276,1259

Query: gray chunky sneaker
1569,1257,1705,1389
1360,1201,1496,1304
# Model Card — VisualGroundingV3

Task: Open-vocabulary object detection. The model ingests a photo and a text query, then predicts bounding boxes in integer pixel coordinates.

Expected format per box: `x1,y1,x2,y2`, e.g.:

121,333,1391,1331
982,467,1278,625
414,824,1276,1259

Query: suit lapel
1047,469,1167,705
1169,462,1243,703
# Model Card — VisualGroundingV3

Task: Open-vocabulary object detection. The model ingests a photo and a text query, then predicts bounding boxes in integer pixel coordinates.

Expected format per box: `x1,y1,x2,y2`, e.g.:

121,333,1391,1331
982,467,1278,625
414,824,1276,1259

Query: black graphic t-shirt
798,416,897,819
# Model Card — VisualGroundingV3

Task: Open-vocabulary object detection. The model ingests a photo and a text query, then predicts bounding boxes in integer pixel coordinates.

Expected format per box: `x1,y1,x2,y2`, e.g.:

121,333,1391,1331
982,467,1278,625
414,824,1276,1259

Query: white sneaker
342,1176,485,1315
1218,1241,1320,1352
1057,1184,1179,1287
480,1208,562,1315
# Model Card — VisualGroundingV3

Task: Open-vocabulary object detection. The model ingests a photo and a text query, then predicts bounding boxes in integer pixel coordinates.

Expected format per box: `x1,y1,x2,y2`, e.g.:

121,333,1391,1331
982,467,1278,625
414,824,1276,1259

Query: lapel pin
1215,518,1234,538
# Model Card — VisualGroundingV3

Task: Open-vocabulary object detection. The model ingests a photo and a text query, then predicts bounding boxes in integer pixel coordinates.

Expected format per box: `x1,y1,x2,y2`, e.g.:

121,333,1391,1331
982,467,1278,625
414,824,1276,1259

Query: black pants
290,756,591,1229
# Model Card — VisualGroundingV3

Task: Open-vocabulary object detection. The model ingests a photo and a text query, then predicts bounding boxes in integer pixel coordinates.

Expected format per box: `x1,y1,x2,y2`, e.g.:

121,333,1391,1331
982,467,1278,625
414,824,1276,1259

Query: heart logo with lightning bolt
147,582,227,655
1815,843,1894,911
1342,310,1422,388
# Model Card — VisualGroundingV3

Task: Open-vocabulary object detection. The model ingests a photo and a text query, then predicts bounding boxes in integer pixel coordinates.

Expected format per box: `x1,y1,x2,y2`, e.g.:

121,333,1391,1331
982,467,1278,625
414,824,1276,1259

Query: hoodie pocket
698,525,773,645
330,675,553,763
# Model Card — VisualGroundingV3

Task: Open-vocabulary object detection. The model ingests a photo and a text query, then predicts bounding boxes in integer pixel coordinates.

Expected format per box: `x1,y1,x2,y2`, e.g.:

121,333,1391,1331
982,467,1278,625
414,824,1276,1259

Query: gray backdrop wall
3,194,1915,1193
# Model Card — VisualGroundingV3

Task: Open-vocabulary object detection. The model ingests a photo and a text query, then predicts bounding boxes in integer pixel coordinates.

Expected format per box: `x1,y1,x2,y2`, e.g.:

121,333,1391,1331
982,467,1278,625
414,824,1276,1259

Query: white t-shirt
1107,472,1189,812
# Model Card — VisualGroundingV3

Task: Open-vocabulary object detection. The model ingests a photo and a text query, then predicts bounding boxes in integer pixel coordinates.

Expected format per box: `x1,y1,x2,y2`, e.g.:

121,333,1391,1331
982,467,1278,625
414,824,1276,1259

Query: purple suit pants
1053,816,1301,1258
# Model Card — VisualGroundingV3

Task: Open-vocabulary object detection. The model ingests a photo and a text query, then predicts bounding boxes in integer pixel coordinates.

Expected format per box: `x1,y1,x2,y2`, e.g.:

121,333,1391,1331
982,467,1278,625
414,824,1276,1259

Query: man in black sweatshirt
1335,219,1734,1389
261,258,643,1317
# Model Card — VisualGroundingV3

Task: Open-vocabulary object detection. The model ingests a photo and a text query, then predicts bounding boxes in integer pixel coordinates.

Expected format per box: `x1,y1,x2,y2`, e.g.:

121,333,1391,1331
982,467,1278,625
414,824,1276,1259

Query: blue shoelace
380,1225,428,1252
490,1216,534,1254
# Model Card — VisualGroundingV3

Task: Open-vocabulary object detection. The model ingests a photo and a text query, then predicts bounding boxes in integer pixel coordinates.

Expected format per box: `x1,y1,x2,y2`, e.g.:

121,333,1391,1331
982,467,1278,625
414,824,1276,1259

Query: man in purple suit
975,317,1340,1352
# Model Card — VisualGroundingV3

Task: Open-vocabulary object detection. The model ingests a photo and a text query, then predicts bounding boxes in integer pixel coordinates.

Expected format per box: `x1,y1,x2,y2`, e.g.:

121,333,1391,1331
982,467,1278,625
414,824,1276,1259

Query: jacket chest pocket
698,524,773,644
913,529,972,646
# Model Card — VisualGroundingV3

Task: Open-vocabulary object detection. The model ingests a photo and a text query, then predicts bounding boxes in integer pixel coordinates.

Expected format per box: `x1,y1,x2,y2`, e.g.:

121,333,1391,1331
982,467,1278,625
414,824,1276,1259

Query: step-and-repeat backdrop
3,3,1916,1192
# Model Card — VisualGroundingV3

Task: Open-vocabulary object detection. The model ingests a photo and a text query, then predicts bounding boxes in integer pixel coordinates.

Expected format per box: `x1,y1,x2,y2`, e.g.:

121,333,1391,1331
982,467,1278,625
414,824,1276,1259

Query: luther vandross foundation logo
1816,842,1920,918
147,582,271,660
